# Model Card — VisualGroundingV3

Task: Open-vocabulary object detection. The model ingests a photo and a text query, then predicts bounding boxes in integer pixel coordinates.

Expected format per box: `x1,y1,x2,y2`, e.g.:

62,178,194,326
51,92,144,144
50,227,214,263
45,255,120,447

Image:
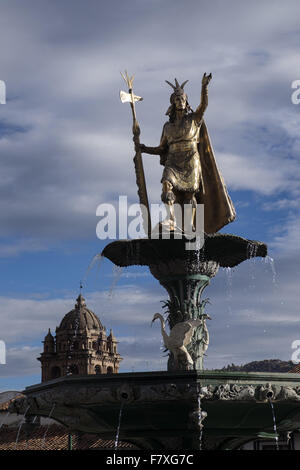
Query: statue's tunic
160,113,203,193
159,116,236,233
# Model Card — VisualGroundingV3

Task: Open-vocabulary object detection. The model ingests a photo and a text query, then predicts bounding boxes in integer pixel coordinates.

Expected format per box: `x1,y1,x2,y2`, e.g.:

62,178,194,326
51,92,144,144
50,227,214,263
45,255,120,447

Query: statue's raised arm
194,72,212,123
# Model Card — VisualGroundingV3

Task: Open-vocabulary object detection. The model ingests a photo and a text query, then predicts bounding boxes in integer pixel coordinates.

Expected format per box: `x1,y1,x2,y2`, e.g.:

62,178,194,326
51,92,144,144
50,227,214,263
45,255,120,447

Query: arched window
95,365,101,374
107,366,113,374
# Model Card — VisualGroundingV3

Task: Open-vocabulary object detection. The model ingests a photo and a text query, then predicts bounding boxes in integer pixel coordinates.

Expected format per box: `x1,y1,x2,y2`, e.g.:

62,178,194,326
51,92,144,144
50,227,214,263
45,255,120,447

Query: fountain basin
11,371,300,450
102,233,267,269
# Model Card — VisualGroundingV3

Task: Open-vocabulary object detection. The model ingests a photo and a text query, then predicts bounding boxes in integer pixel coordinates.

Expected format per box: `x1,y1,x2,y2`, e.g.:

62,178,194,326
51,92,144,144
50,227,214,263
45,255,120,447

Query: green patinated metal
158,274,211,370
18,371,300,450
257,432,279,439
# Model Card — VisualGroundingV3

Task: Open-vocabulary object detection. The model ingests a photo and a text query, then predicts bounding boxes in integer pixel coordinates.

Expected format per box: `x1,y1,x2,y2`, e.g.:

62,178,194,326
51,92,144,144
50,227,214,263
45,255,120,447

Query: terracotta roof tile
0,424,138,450
0,395,24,411
289,363,300,373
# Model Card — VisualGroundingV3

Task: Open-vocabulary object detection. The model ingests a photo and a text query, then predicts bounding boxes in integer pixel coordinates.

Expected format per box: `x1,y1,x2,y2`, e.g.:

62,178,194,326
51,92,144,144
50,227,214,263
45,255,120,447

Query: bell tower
38,293,122,382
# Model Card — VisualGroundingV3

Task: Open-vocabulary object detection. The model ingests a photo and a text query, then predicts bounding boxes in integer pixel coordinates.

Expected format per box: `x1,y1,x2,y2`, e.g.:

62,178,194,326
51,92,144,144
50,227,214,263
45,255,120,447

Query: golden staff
120,71,151,237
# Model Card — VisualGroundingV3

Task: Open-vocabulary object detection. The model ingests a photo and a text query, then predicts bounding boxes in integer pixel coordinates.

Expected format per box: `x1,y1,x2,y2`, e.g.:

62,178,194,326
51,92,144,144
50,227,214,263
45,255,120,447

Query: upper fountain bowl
102,233,267,269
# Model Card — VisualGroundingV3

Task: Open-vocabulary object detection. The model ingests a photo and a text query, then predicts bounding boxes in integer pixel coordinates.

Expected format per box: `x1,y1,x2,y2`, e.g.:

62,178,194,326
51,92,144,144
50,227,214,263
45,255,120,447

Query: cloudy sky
0,0,300,391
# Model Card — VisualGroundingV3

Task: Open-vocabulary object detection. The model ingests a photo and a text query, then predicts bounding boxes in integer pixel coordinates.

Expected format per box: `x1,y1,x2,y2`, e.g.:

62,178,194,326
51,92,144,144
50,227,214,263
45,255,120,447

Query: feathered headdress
165,78,188,94
165,78,190,116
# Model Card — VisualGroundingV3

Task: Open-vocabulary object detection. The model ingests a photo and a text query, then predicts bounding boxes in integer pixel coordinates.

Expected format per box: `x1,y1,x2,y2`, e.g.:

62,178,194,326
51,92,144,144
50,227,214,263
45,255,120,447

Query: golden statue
139,74,236,234
121,71,236,235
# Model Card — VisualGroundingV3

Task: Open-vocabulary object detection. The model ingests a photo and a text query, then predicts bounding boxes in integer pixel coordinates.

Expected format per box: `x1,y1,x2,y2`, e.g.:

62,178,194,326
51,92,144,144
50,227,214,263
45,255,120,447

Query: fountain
9,73,300,450
102,234,267,371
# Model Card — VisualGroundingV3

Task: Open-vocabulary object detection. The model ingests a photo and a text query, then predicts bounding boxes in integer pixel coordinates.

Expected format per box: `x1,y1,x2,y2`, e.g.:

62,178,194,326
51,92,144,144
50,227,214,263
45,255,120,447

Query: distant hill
216,359,294,373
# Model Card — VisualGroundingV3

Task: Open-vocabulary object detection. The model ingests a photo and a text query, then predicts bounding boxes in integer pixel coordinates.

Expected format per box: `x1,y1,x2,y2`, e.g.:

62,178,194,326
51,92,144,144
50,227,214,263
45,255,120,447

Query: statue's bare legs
161,179,197,233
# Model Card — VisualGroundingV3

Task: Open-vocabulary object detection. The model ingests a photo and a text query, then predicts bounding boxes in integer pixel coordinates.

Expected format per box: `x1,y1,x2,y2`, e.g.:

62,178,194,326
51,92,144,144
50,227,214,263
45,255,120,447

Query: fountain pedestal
102,234,267,371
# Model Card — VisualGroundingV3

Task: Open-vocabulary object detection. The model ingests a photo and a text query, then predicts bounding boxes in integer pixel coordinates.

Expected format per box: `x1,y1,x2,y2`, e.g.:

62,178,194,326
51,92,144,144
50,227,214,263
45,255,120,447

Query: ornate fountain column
150,258,219,370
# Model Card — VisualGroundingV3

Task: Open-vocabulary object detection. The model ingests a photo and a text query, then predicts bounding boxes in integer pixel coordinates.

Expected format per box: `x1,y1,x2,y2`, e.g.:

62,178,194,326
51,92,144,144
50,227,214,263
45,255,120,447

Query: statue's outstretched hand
202,72,212,87
133,138,146,153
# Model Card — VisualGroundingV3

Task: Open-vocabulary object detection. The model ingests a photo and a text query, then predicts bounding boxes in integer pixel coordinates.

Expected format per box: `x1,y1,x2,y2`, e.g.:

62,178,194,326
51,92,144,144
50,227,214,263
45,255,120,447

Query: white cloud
0,239,49,257
217,152,286,195
0,0,299,256
270,215,300,253
0,346,41,378
263,199,300,211
1,0,300,383
0,285,162,344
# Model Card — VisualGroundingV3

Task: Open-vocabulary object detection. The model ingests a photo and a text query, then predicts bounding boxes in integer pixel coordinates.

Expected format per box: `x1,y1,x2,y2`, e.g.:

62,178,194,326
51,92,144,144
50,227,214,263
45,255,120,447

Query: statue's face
173,93,186,110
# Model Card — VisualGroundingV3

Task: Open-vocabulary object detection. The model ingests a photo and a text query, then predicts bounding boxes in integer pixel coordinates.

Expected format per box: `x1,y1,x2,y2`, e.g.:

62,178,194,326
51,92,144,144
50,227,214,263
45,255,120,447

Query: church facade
38,294,122,381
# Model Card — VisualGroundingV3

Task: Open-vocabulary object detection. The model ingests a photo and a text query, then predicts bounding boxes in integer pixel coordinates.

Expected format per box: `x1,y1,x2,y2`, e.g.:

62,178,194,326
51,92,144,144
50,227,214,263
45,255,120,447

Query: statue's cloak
196,121,236,233
160,120,236,234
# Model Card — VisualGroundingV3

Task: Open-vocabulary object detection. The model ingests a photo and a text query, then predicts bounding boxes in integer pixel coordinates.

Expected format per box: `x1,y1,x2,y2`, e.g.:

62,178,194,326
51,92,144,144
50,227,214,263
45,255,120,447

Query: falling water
194,235,202,269
225,267,232,300
24,414,39,449
247,242,258,260
268,397,279,450
196,386,207,450
42,403,56,448
247,242,258,288
83,253,104,283
84,252,124,339
15,405,30,449
114,402,124,450
198,392,203,450
224,267,233,322
64,255,104,375
109,265,124,298
264,256,277,284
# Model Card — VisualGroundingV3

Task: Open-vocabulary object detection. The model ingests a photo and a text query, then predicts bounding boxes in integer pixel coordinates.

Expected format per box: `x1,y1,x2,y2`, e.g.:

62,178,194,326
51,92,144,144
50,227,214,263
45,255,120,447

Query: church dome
58,294,104,331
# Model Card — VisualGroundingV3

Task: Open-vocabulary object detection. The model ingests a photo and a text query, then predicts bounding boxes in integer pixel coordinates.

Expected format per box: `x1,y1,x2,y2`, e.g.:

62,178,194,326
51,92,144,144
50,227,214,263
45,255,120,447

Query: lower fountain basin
11,371,300,450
